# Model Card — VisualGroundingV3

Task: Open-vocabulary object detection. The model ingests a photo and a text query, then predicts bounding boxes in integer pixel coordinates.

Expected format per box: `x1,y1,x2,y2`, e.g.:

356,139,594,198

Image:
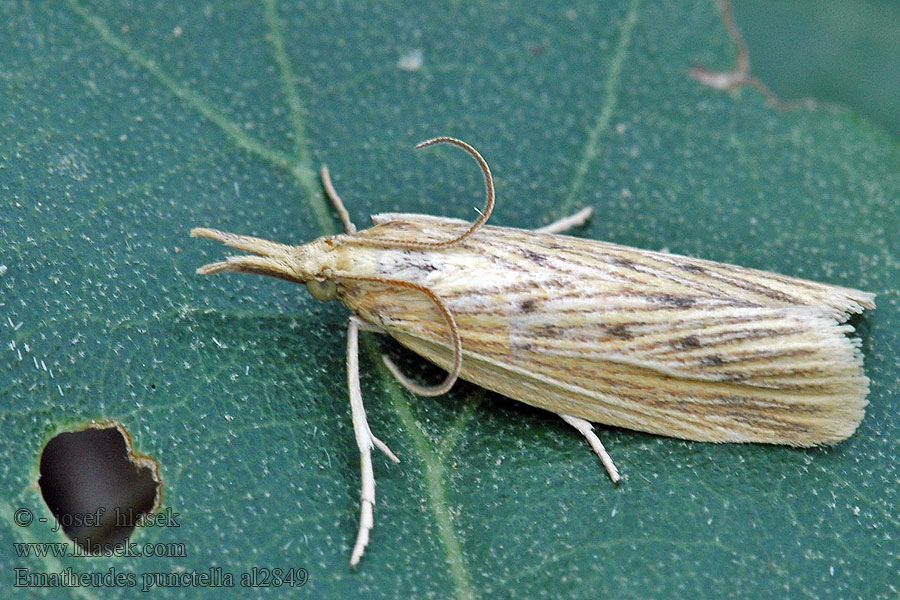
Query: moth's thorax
332,241,506,295
324,225,463,284
292,235,353,280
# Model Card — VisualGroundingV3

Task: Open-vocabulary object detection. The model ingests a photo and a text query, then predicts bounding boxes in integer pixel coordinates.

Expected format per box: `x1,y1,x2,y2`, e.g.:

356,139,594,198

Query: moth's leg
349,317,400,462
320,165,358,234
346,319,400,566
536,207,593,234
351,315,385,334
558,413,621,483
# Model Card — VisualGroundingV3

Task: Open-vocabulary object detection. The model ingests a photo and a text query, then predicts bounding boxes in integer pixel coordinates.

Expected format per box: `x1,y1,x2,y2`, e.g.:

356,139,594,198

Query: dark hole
38,425,160,553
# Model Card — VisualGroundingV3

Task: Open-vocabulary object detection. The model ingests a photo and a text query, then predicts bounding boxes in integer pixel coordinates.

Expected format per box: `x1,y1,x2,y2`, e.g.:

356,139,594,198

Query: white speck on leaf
48,148,90,181
398,49,424,72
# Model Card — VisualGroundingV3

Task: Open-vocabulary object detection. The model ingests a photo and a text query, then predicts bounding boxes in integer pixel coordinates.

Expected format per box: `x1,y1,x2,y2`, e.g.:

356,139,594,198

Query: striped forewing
337,217,874,445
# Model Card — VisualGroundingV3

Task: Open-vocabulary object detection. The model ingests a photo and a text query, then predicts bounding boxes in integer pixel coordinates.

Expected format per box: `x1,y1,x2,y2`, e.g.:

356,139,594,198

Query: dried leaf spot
38,422,161,553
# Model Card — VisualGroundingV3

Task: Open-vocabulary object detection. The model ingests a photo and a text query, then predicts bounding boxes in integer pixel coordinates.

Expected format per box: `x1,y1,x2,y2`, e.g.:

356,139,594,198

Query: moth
191,137,874,565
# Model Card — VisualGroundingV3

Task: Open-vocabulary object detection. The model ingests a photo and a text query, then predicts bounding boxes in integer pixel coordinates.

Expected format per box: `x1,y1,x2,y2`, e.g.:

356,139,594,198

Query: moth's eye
306,279,337,301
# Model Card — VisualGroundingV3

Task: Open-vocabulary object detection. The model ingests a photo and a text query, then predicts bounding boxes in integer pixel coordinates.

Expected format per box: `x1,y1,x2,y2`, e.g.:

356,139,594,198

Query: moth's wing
390,301,868,446
347,216,873,445
362,214,875,320
585,238,875,321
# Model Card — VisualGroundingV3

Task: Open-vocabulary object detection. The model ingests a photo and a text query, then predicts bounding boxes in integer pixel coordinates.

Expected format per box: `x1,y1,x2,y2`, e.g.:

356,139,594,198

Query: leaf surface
2,1,898,598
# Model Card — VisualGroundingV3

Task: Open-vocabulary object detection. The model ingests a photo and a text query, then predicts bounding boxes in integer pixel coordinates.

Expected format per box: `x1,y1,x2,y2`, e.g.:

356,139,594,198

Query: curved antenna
411,137,494,247
342,275,462,396
352,137,495,250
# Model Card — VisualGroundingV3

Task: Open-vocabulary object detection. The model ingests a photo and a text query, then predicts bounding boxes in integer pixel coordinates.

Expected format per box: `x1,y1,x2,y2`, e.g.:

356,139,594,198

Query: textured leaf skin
2,1,898,599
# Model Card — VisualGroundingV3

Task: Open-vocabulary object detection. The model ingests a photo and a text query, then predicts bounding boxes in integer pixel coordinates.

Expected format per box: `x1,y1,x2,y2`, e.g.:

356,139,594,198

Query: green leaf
732,0,900,140
2,1,898,598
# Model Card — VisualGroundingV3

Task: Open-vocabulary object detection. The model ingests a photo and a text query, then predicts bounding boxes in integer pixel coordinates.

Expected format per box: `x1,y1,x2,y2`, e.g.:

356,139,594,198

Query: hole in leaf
38,422,161,553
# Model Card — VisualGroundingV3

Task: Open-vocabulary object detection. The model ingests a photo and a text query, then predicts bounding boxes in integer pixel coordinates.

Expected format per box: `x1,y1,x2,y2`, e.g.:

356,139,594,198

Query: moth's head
190,227,338,300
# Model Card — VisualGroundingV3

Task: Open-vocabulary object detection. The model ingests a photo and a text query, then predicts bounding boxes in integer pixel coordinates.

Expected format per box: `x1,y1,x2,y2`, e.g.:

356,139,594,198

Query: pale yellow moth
191,137,874,565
